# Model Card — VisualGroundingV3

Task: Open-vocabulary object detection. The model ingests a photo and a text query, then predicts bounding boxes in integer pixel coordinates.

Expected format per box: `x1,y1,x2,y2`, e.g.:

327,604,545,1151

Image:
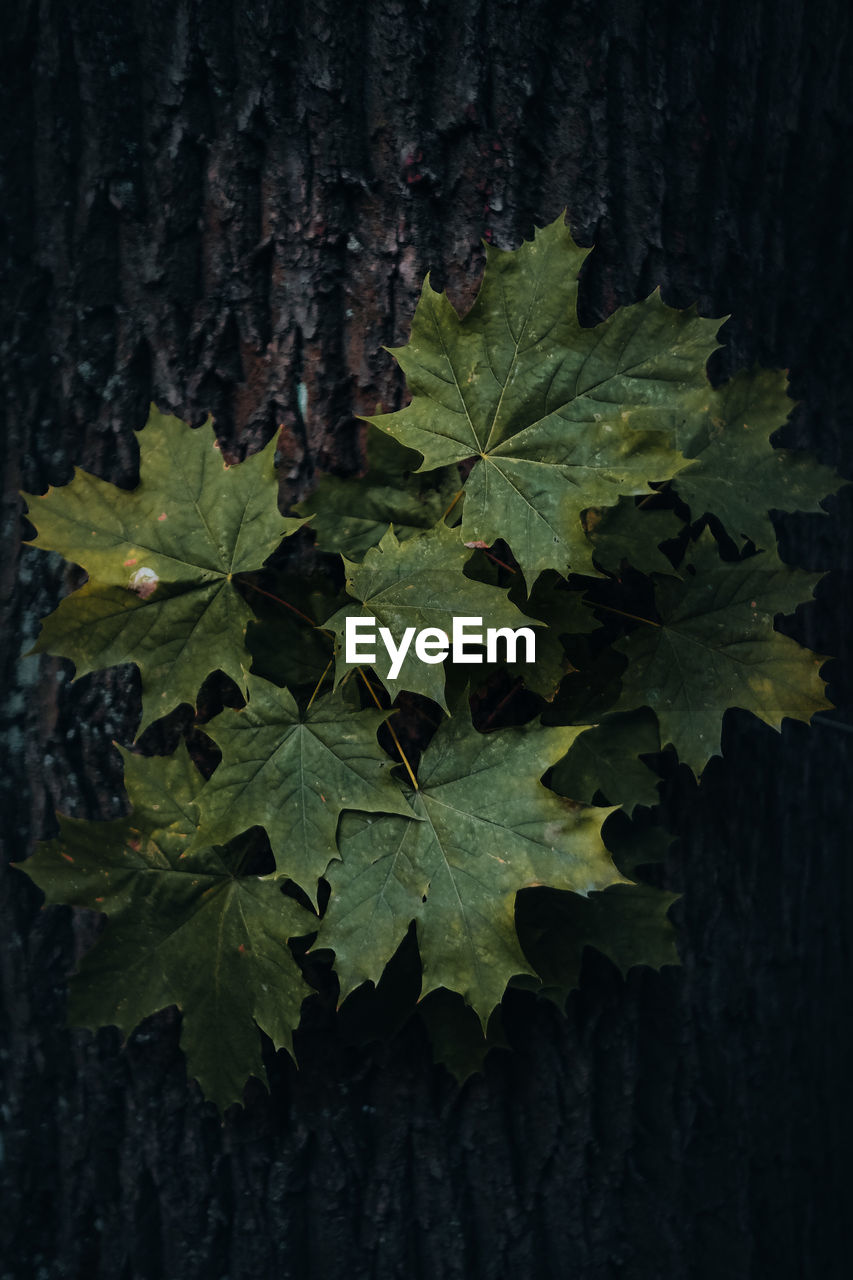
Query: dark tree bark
2,1,852,1276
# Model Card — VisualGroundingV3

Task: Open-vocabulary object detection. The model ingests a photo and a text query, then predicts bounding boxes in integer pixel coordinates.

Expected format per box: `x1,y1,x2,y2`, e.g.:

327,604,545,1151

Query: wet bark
2,1,852,1276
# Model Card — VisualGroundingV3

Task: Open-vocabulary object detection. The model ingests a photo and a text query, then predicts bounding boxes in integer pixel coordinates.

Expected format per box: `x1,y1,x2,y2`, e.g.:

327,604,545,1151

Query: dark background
2,1,852,1276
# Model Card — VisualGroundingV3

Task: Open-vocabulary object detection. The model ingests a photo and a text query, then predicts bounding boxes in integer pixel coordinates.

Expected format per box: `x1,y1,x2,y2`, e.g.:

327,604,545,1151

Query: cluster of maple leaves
17,217,840,1109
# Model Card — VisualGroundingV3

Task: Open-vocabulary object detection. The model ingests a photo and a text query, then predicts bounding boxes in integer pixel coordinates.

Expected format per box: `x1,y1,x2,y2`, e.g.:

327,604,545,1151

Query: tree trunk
2,1,852,1276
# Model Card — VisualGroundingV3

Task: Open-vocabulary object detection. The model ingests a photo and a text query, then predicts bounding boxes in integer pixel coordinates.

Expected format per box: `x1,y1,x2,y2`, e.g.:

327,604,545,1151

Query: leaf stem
239,577,317,627
482,548,517,574
442,488,464,522
306,658,333,710
582,599,661,628
482,678,523,728
357,668,419,790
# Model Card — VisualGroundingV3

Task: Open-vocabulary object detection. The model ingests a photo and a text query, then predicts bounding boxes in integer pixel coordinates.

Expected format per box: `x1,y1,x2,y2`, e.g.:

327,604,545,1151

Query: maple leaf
15,745,315,1110
518,879,680,999
189,678,413,899
419,823,678,1082
437,565,595,703
418,989,508,1083
293,425,459,559
368,214,719,582
613,532,831,773
544,644,627,726
326,522,539,708
583,497,684,574
18,218,843,1102
672,367,844,549
502,568,599,699
517,823,678,1006
318,710,623,1026
23,407,305,733
550,708,662,814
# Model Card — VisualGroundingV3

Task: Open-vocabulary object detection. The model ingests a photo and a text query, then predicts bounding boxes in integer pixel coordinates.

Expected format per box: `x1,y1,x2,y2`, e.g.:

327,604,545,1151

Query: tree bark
2,1,852,1276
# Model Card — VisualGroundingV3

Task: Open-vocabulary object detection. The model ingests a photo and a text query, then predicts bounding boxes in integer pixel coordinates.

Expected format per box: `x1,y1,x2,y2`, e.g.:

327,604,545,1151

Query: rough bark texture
2,1,852,1276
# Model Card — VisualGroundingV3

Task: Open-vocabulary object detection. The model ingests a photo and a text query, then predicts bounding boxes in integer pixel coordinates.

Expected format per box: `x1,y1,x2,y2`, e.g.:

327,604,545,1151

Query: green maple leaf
584,497,684,574
510,568,601,638
327,522,539,708
503,569,600,699
553,662,625,726
318,710,623,1025
438,566,595,703
368,214,719,582
15,745,315,1110
517,882,678,1005
189,678,413,899
517,823,679,1006
614,533,831,773
550,708,662,814
417,990,508,1083
673,368,844,548
293,425,459,559
23,407,305,733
